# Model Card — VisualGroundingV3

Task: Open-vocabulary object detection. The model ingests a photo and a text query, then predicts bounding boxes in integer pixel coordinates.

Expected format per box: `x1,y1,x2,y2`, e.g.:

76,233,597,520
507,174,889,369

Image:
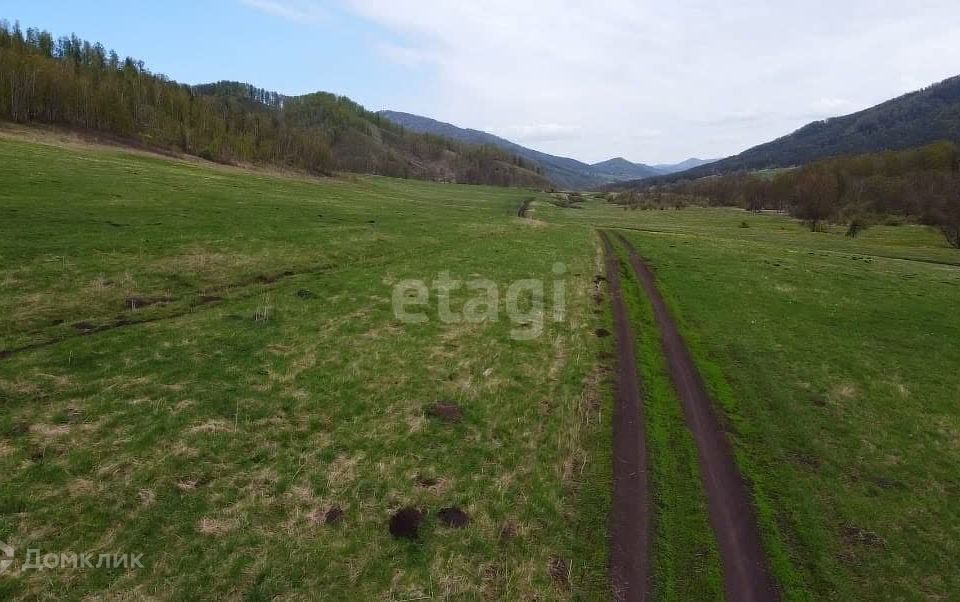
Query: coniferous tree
0,21,548,188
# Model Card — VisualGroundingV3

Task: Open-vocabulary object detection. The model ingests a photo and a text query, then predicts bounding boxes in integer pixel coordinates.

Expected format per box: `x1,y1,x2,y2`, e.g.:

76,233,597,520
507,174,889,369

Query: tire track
599,230,653,602
0,243,426,360
615,232,779,602
517,197,533,218
0,266,324,360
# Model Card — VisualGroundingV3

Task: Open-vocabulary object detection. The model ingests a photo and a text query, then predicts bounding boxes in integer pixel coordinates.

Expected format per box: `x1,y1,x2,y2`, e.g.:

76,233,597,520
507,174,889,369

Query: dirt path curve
517,197,532,218
599,230,653,602
615,232,779,602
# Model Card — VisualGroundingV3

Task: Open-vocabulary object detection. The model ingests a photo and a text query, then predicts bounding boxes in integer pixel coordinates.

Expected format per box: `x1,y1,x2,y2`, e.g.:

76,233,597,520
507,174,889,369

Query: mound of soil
296,288,315,299
389,507,424,540
437,507,470,528
549,556,570,589
325,506,344,525
426,402,463,423
595,328,611,338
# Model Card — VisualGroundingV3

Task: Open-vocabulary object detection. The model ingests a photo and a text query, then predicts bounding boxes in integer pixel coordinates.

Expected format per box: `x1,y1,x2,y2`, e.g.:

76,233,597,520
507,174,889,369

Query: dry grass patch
138,489,157,507
0,378,43,398
197,517,239,537
67,478,99,497
30,423,71,438
831,383,859,401
150,249,259,281
187,419,232,434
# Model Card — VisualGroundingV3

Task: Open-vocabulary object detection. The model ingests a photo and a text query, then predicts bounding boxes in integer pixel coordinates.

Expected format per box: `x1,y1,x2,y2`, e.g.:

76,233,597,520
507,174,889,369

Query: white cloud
240,0,328,24
374,42,434,68
493,123,581,143
262,1,960,163
810,97,859,116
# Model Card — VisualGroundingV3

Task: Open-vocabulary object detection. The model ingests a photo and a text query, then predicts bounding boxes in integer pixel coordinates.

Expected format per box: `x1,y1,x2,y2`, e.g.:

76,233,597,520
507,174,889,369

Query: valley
2,12,960,600
2,131,958,599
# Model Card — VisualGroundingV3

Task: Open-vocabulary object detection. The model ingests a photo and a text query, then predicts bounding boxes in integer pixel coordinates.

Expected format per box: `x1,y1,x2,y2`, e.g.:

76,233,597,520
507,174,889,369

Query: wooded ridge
0,20,549,188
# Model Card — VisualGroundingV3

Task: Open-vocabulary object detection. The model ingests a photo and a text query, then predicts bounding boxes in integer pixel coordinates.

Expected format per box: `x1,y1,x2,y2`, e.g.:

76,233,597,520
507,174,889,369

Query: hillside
195,82,549,187
655,74,960,183
590,157,661,180
0,24,548,188
380,110,660,189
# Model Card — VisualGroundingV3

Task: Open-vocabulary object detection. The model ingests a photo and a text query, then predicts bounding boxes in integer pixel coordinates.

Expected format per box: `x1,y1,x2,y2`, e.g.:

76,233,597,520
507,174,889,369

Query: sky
3,0,960,164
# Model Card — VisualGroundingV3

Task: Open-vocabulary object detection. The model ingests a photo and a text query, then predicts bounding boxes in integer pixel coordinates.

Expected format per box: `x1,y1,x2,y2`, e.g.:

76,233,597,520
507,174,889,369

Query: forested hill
380,110,661,189
0,22,549,188
644,74,960,184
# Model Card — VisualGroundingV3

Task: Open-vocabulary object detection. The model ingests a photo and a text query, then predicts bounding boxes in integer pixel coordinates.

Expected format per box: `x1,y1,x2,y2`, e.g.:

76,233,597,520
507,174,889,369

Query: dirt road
616,232,779,602
517,197,532,217
599,231,653,601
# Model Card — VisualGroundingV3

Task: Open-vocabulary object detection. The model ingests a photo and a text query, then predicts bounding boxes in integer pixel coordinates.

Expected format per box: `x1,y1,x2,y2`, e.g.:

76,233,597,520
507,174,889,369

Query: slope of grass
0,134,608,598
583,207,960,599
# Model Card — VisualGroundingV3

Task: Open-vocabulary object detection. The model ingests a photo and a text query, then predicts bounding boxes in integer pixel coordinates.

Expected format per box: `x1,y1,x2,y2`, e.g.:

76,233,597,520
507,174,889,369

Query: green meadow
0,134,609,598
2,133,959,599
565,206,960,600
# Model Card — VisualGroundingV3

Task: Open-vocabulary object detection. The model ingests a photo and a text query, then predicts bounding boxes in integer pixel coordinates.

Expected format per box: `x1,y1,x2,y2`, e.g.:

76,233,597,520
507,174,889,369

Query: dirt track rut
615,232,779,602
599,230,653,601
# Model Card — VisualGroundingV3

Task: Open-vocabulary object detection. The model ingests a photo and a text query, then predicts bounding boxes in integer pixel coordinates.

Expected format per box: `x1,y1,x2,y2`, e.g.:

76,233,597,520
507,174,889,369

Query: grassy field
2,131,959,599
558,205,959,599
0,133,611,598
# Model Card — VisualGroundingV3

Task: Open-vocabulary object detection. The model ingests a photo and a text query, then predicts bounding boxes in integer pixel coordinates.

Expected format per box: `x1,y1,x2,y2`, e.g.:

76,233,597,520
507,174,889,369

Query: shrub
846,219,869,238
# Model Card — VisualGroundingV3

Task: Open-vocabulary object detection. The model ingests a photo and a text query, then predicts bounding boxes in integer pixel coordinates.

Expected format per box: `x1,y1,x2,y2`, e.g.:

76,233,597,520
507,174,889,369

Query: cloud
695,109,770,127
239,0,328,24
375,42,435,68
336,1,960,163
809,97,859,117
493,124,581,143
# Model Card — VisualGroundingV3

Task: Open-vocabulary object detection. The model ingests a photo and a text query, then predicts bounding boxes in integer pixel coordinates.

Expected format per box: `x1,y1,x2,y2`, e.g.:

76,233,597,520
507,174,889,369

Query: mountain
591,157,662,180
0,23,548,189
193,83,549,188
658,74,960,182
379,110,659,189
651,158,717,174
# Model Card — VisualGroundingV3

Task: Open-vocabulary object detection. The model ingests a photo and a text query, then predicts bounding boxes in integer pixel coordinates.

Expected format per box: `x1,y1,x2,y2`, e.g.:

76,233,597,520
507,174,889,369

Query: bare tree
741,177,771,212
924,172,960,248
793,165,841,231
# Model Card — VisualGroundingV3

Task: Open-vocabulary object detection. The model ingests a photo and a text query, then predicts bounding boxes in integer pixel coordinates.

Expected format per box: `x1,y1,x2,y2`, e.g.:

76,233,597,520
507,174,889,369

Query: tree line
621,141,960,247
0,21,548,188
